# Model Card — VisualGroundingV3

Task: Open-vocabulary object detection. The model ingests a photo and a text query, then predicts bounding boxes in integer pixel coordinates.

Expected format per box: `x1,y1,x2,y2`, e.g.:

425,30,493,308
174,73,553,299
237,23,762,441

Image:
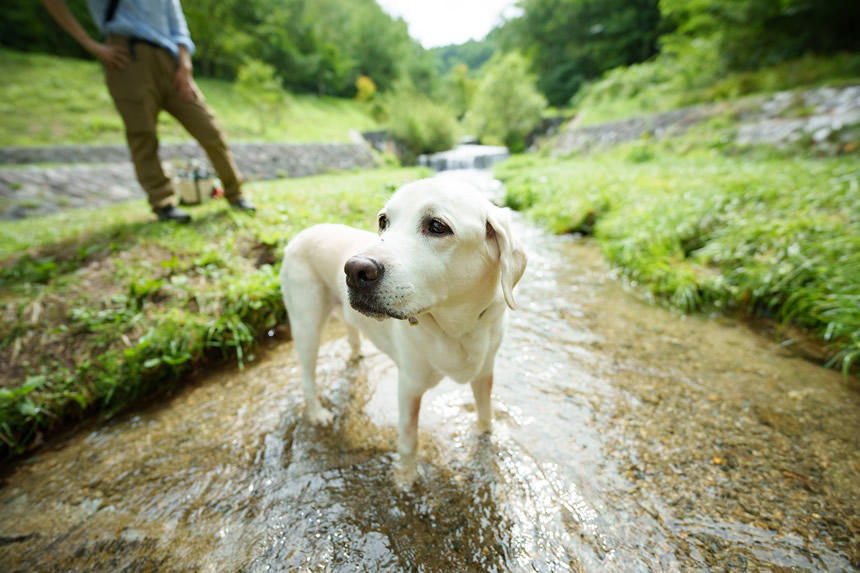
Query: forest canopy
1,0,436,97
3,0,858,105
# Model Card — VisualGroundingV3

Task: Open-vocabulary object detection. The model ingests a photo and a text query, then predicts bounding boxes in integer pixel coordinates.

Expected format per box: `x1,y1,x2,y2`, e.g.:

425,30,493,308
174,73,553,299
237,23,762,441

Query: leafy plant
236,59,286,134
466,52,547,152
386,83,457,162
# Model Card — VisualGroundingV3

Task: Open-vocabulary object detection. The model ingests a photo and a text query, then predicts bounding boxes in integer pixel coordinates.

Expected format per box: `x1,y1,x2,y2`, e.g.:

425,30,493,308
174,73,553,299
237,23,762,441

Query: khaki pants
103,36,243,209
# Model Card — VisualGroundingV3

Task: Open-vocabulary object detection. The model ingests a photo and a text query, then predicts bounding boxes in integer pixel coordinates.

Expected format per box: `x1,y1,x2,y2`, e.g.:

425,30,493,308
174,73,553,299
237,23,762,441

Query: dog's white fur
279,177,527,464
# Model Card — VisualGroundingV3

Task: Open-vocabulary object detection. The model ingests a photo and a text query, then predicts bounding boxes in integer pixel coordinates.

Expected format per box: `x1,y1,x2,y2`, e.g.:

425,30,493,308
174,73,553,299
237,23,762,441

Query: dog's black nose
344,255,383,289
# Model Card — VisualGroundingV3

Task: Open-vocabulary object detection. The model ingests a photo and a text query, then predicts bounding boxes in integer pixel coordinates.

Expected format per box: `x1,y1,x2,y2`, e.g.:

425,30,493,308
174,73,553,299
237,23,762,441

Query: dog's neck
417,291,506,341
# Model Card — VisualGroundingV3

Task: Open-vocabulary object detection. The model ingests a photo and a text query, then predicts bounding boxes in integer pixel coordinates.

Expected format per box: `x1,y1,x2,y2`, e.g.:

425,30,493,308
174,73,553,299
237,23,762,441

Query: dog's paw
306,405,334,426
393,456,419,489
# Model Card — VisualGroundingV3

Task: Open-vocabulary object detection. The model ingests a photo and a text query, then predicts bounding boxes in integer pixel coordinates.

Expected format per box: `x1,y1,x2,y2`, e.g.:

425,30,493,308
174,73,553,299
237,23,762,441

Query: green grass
496,144,860,374
0,48,379,146
573,51,860,126
0,166,429,458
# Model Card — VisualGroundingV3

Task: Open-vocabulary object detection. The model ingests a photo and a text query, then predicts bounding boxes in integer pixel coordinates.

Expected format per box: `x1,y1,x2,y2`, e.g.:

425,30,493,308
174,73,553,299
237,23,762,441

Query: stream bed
1,170,857,571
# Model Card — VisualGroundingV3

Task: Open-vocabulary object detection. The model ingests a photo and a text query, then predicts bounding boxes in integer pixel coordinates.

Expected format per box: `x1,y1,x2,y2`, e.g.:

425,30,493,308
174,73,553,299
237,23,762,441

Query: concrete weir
418,144,510,171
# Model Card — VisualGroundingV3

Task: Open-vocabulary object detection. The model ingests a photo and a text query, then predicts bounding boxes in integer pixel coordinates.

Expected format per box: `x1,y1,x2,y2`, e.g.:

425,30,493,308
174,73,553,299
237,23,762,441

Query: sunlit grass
0,166,430,458
0,48,379,146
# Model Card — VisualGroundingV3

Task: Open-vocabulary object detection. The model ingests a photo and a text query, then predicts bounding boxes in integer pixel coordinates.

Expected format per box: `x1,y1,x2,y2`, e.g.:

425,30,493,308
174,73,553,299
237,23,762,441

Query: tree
236,59,285,133
385,80,457,161
431,39,497,76
660,0,860,71
500,0,663,105
5,0,444,99
466,52,547,152
443,64,477,120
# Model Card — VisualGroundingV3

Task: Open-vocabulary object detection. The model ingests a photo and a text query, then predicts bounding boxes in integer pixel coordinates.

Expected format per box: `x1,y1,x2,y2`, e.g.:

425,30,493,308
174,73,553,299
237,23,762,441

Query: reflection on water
1,171,857,571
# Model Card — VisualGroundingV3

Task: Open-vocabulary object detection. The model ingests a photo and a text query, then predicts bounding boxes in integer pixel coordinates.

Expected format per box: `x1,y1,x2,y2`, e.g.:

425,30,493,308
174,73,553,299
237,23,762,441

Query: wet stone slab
0,171,857,571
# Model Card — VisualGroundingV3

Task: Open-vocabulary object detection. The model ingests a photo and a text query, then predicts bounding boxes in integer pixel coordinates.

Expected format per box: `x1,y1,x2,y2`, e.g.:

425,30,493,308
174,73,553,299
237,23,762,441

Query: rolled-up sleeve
167,0,195,54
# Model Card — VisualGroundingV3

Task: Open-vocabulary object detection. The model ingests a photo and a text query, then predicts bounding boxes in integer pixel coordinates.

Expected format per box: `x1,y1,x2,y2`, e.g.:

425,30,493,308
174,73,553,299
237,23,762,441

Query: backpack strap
104,0,120,25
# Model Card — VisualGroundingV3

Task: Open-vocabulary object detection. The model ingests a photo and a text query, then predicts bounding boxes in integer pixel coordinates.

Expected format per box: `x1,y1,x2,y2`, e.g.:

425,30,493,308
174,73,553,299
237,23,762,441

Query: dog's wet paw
306,406,334,426
393,455,419,489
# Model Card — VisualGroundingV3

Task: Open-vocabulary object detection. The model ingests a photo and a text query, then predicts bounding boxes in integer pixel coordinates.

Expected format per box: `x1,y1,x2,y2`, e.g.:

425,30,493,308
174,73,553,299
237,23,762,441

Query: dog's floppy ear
486,206,527,310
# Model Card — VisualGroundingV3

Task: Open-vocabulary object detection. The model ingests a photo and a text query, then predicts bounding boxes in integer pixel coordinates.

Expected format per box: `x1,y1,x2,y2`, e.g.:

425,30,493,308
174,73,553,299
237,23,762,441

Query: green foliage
500,0,663,105
497,148,860,374
489,0,858,106
3,0,437,99
0,167,431,458
431,39,497,76
0,0,96,58
386,84,457,161
466,53,547,151
660,0,860,71
574,51,860,125
442,64,478,120
236,59,285,134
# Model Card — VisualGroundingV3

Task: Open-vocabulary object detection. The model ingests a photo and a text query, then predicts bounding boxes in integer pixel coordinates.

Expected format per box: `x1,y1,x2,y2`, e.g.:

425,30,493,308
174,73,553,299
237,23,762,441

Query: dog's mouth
348,290,413,321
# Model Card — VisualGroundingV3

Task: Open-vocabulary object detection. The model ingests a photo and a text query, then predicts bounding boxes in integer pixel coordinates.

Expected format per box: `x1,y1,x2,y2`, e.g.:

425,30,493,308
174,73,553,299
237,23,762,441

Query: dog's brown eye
378,214,388,231
427,218,452,236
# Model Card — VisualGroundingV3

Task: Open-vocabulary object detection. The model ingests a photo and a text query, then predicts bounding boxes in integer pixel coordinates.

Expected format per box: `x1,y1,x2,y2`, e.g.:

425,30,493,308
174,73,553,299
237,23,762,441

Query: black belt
127,37,166,59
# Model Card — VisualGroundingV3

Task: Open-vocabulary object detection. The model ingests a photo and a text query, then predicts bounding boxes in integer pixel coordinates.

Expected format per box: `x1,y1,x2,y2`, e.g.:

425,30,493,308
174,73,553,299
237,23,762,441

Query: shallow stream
1,170,857,571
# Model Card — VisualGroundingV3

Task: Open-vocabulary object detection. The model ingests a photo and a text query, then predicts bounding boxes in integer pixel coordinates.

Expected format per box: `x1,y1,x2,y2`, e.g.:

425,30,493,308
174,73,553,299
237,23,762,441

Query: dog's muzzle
345,255,390,319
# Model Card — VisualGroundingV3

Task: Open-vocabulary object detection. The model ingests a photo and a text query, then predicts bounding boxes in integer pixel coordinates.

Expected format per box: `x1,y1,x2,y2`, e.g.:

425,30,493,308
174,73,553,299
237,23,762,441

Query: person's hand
174,62,201,103
89,41,130,69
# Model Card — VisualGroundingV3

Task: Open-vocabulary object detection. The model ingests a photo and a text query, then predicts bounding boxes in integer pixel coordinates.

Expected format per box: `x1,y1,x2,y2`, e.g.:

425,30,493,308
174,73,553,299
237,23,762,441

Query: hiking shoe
155,205,192,223
229,198,257,213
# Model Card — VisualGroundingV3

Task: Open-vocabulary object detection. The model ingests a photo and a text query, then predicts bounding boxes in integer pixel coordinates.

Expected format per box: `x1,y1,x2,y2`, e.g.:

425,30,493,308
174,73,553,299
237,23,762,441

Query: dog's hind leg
346,324,361,359
470,372,494,433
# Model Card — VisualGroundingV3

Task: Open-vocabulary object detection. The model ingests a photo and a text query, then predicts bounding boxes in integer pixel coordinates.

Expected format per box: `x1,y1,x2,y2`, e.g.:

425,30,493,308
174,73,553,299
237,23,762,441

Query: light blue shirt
85,0,195,59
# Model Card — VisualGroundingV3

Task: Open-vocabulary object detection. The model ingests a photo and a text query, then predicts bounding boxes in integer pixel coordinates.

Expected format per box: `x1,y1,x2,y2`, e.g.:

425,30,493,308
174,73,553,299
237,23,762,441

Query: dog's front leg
470,372,494,433
393,374,426,486
397,378,424,462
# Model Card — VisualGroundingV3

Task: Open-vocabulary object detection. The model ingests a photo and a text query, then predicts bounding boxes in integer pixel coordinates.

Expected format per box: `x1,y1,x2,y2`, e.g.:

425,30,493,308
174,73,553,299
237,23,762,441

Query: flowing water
1,170,857,571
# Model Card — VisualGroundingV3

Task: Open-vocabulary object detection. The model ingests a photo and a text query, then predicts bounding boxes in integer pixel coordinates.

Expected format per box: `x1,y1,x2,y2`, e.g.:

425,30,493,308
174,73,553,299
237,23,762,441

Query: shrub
386,86,457,162
236,59,285,133
466,52,547,152
355,75,376,102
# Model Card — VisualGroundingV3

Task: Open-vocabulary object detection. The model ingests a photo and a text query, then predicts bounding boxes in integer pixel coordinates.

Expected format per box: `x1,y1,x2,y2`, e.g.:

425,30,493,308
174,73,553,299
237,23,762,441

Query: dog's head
344,178,527,322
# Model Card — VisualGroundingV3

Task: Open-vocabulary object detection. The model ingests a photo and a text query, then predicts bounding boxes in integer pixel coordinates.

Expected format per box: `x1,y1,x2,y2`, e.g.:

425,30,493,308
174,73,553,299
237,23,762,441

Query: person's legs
103,37,175,211
157,51,246,204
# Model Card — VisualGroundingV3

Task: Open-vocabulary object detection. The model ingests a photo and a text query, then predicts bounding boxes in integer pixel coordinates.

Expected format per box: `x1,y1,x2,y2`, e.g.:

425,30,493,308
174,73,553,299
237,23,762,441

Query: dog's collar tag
408,317,419,325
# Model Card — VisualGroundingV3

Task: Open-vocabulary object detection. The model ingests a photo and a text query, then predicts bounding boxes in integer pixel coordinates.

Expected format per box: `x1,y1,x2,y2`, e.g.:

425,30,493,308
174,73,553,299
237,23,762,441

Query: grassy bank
0,167,428,458
0,48,379,146
496,142,859,374
574,52,860,126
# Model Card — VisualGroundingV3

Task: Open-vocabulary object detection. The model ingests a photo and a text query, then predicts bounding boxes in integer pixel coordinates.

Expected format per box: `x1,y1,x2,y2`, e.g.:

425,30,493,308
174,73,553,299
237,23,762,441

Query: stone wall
0,141,377,220
553,85,860,156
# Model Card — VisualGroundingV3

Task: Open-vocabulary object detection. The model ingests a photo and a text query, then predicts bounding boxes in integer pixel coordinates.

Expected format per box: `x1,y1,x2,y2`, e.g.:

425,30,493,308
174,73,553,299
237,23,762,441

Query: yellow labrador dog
280,177,526,467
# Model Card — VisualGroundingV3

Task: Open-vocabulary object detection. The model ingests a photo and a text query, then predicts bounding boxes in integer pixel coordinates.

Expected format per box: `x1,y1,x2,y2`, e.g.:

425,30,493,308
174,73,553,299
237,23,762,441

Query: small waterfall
418,144,510,171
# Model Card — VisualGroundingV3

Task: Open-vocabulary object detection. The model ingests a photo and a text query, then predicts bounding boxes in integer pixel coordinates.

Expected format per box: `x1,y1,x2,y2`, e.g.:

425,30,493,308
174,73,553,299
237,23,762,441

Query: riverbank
497,136,859,374
0,167,428,459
